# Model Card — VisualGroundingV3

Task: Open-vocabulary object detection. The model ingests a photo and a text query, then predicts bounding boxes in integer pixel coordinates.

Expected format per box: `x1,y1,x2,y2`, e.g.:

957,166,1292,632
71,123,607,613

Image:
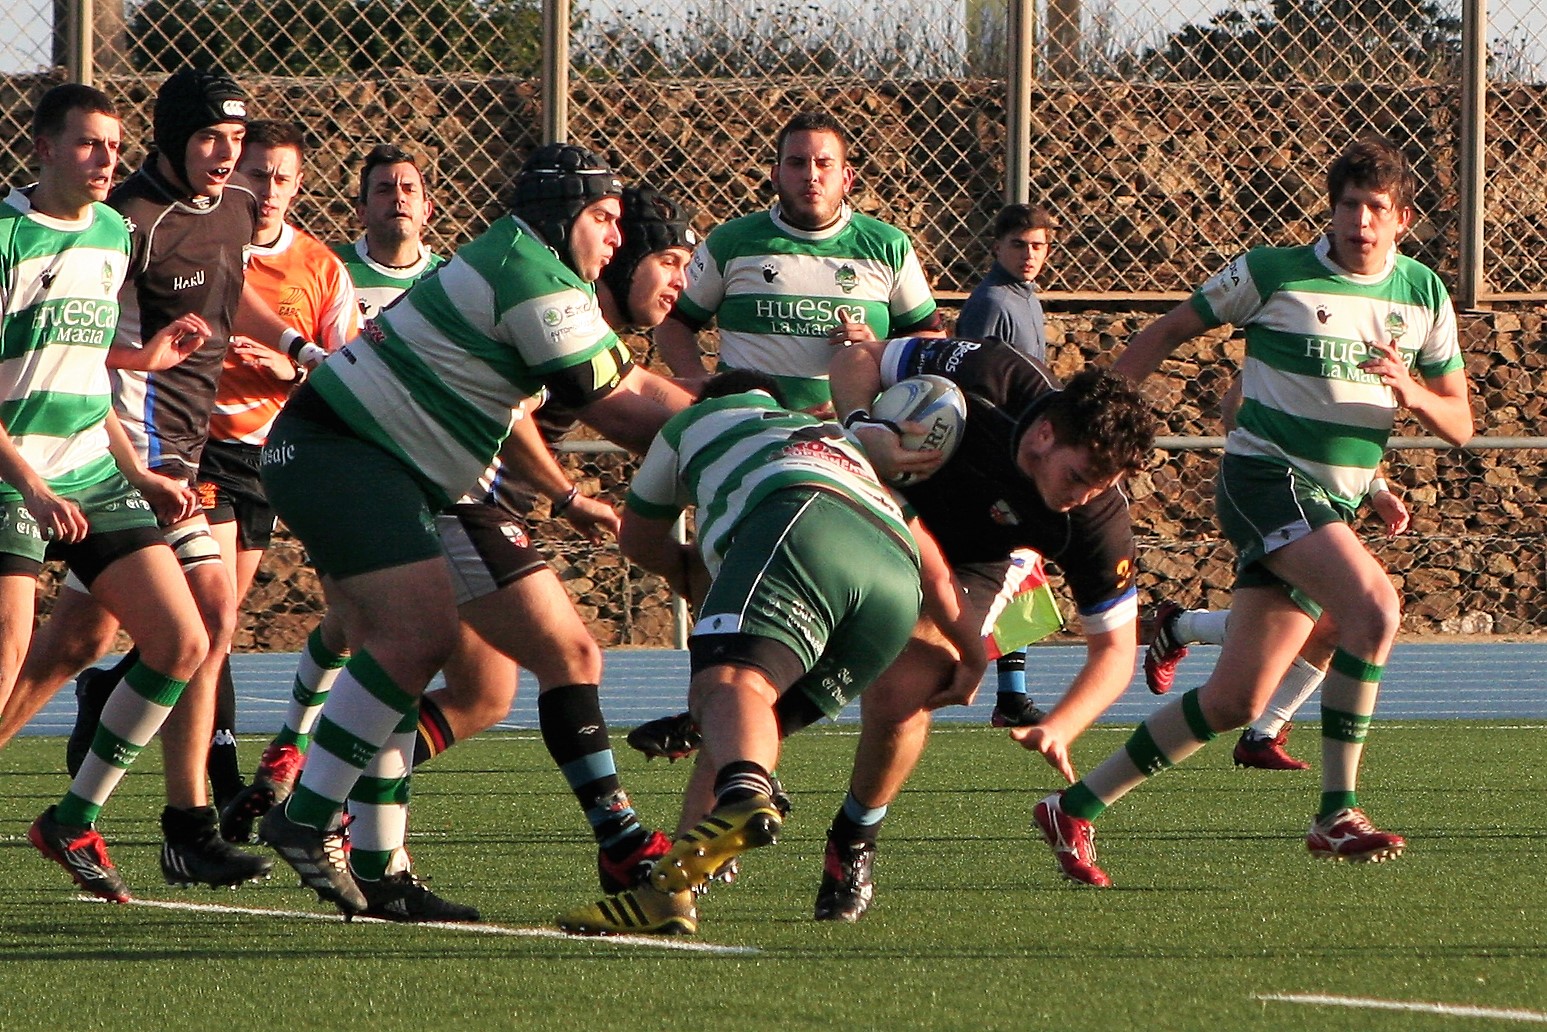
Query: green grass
2,723,1544,1032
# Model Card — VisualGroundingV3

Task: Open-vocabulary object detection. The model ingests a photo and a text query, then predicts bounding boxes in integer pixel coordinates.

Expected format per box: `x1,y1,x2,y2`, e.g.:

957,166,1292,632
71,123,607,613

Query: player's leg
1038,585,1313,887
205,513,246,808
1235,608,1338,770
218,610,345,842
1262,524,1404,861
442,504,666,892
256,409,458,913
0,582,118,751
31,534,209,901
0,572,39,719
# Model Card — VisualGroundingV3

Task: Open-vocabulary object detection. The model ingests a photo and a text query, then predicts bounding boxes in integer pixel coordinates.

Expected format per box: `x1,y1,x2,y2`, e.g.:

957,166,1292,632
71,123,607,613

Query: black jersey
877,336,1137,631
108,160,258,479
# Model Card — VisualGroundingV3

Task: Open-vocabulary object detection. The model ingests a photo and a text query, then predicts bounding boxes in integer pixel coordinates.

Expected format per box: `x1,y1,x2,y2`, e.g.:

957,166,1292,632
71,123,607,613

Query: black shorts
436,501,549,606
199,439,275,551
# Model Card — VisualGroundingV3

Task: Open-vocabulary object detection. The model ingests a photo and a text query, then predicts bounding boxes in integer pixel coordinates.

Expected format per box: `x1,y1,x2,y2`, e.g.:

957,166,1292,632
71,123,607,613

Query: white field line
86,896,759,955
1256,992,1547,1023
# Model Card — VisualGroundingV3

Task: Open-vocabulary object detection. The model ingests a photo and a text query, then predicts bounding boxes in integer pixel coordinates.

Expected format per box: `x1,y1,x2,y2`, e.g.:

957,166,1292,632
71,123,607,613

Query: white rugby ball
869,374,967,485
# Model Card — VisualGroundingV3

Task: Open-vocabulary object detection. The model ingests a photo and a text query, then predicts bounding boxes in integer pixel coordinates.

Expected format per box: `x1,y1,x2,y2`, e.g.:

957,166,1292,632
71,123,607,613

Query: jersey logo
988,499,1019,526
834,263,858,293
762,261,778,283
40,268,56,289
1384,311,1407,339
1316,305,1330,324
101,261,115,296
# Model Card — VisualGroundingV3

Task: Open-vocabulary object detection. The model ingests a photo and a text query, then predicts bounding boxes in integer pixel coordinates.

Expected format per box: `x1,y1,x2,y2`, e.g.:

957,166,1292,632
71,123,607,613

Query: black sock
537,684,642,852
207,656,243,806
713,760,773,806
412,693,457,767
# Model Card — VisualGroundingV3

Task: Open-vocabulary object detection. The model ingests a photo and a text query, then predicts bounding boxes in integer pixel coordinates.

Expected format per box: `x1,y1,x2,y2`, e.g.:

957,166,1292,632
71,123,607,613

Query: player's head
153,67,247,197
697,369,788,408
239,120,305,242
31,84,120,211
509,143,624,281
1016,367,1153,512
772,111,854,231
1325,136,1415,276
990,203,1058,284
356,143,432,248
599,184,697,329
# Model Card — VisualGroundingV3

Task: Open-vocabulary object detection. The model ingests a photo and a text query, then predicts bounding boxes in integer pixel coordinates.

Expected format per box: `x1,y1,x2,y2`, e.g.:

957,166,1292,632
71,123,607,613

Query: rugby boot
29,806,131,903
558,885,698,936
649,794,782,894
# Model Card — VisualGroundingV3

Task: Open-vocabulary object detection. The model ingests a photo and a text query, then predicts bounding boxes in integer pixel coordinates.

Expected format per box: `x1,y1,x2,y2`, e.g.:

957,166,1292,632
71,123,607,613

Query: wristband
552,485,580,516
842,410,902,435
282,329,329,369
1369,477,1390,496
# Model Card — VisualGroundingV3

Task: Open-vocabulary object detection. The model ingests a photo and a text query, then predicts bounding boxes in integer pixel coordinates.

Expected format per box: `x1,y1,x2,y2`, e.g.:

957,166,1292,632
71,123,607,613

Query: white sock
1249,656,1325,739
1174,608,1230,646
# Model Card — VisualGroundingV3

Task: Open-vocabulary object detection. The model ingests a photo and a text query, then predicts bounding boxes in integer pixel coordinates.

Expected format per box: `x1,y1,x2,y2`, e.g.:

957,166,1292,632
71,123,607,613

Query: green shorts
0,473,163,584
689,488,922,720
260,388,444,580
1215,453,1355,598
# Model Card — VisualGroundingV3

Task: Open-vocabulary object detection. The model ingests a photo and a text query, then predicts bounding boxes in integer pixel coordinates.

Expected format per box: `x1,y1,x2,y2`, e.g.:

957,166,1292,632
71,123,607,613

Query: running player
557,370,983,936
5,84,214,902
199,119,358,804
254,144,694,918
813,337,1154,919
1034,137,1473,886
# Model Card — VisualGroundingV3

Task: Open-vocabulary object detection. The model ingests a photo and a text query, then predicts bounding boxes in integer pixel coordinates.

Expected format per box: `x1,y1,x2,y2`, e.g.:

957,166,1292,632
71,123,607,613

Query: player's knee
139,625,210,682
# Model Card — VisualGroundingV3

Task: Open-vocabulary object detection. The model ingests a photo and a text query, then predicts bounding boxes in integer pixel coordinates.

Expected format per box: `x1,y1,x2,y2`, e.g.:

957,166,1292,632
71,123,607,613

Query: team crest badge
1315,305,1330,324
1384,311,1407,339
835,264,858,294
988,499,1020,526
762,261,778,283
101,261,114,296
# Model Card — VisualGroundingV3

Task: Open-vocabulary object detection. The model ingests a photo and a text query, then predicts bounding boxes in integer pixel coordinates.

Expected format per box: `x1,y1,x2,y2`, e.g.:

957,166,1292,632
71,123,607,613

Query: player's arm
911,516,987,711
1008,619,1138,783
574,366,694,455
1367,474,1410,538
1111,302,1209,382
618,509,708,608
103,409,198,524
1358,348,1473,447
829,339,940,483
496,412,619,542
107,312,212,371
234,282,328,368
654,314,713,384
0,418,88,544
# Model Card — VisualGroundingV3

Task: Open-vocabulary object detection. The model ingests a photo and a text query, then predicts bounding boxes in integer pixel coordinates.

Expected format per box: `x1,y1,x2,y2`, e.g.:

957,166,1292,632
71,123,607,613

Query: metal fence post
1458,0,1487,309
542,0,569,145
1005,0,1033,206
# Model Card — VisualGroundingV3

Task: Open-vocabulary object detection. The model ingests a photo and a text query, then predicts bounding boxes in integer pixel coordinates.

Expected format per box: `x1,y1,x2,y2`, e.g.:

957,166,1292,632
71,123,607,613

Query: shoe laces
321,814,353,870
1326,807,1375,833
260,744,304,782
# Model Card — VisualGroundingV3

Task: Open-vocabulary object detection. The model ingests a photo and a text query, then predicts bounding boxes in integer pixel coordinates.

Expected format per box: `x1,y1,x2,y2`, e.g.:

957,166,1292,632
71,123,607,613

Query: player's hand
231,335,300,381
23,487,89,545
845,418,943,483
827,320,877,349
1008,723,1079,783
1358,341,1419,407
562,494,621,542
1370,485,1410,537
924,640,987,711
129,469,199,524
154,313,214,366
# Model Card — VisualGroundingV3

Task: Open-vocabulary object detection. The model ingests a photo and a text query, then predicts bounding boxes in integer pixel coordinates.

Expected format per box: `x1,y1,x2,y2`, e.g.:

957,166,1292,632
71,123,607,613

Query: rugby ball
869,374,967,486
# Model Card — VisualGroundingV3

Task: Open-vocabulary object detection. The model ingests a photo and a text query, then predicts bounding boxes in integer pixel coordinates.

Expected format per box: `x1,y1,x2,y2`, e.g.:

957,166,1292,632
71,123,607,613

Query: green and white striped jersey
627,390,916,576
310,215,630,509
1192,236,1463,506
330,236,444,322
0,188,128,500
677,204,936,410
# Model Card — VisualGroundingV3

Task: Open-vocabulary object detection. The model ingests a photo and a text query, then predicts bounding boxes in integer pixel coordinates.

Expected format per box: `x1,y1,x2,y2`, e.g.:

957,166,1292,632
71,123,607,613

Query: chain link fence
0,1,1542,642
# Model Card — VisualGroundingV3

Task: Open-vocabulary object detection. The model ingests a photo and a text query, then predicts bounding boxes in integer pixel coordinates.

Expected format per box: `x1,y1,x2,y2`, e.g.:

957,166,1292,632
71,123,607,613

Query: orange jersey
209,223,358,444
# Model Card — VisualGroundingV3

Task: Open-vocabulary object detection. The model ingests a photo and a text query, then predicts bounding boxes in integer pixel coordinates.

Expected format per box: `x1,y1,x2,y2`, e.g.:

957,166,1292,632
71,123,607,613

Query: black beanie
600,184,697,325
508,143,623,274
153,68,248,190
